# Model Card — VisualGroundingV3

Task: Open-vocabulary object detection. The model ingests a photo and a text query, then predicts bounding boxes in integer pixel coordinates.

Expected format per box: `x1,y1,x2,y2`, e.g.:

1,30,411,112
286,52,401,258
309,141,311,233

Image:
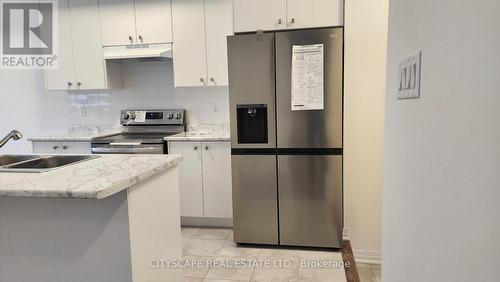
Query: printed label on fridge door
291,44,324,111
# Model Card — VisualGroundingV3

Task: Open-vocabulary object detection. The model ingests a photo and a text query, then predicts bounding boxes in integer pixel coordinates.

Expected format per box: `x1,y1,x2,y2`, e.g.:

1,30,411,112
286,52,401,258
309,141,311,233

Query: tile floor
181,227,350,282
357,263,381,282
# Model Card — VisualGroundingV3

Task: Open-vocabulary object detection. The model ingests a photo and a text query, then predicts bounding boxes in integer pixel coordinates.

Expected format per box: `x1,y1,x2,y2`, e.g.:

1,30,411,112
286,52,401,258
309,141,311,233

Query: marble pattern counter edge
0,154,183,200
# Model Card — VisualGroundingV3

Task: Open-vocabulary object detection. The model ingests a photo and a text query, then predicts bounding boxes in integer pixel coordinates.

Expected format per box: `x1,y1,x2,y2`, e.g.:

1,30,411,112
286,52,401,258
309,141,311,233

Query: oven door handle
109,142,142,146
91,145,164,154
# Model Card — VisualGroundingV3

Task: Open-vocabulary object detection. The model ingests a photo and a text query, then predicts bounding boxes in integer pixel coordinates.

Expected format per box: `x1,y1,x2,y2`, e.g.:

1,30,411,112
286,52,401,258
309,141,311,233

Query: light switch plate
397,51,421,99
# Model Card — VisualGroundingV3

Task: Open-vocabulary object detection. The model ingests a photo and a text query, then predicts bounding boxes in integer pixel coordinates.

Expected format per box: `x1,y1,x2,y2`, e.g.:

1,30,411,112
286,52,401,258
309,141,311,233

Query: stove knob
175,112,182,119
123,112,130,120
167,112,174,119
130,112,136,120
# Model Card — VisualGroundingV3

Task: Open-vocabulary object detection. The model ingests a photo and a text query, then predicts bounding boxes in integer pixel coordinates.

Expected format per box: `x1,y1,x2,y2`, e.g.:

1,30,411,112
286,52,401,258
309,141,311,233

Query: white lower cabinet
32,141,91,154
169,141,204,217
201,142,232,218
169,141,232,219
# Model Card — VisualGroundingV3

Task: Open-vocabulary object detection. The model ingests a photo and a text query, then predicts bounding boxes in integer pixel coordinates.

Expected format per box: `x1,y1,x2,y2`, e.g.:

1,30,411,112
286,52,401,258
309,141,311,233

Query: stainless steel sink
0,155,41,166
0,155,100,173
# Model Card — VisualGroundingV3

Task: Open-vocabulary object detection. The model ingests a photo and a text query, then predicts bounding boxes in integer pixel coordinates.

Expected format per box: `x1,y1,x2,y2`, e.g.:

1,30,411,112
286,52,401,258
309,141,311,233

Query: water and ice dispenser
236,104,268,144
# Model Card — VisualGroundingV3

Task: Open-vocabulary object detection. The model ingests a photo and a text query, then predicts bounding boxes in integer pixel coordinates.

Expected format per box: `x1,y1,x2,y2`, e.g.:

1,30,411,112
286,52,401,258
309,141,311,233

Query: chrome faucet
0,130,23,148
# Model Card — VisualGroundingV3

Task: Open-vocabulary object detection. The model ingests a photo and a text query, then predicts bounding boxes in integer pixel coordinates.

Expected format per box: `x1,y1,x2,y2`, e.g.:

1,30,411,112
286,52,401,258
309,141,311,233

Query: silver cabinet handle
204,146,208,150
67,82,72,87
194,146,198,150
139,35,143,42
278,18,282,25
210,77,215,83
77,82,82,87
290,18,295,24
200,78,205,83
53,146,59,150
129,35,133,43
62,145,68,150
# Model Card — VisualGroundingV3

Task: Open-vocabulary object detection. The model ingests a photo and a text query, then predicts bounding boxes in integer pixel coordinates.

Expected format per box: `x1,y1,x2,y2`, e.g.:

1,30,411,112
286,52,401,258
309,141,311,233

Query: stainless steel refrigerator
228,27,343,248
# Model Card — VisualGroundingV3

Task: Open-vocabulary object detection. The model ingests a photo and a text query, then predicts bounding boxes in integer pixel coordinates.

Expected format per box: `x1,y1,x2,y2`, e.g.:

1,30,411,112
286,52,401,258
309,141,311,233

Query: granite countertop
165,132,231,142
0,154,182,199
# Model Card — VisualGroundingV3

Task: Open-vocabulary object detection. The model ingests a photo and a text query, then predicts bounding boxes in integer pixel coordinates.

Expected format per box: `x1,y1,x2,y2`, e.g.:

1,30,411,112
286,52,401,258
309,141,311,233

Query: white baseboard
181,217,233,228
343,227,350,240
342,227,381,264
353,250,381,264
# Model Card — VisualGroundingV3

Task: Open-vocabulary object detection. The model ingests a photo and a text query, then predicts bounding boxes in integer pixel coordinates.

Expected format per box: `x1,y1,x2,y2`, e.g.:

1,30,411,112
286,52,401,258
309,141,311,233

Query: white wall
0,60,229,154
0,70,70,153
384,0,500,281
344,0,388,263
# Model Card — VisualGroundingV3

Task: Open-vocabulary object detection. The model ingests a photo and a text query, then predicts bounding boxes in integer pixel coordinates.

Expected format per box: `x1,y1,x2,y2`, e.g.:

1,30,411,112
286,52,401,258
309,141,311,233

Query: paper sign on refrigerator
291,44,325,111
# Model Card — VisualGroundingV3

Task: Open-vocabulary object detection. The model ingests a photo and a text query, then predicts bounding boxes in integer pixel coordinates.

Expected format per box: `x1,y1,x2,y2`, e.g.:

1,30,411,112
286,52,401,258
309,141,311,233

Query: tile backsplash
66,59,229,131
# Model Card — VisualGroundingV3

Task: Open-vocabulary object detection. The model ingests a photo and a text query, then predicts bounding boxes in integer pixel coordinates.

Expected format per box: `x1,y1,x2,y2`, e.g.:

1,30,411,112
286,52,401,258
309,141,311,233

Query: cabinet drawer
32,141,91,154
61,142,91,154
33,142,63,154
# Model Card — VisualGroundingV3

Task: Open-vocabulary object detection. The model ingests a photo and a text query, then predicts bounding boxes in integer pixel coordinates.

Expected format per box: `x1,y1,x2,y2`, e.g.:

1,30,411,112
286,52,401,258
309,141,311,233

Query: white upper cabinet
286,0,343,29
204,0,233,86
172,0,207,87
99,0,137,45
69,0,106,90
45,0,75,90
99,0,173,46
45,0,108,91
135,0,173,44
234,0,343,33
234,0,286,32
172,0,233,87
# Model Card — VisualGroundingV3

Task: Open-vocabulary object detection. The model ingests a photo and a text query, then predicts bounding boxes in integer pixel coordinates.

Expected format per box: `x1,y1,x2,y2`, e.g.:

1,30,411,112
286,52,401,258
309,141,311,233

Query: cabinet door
202,142,232,218
205,0,233,86
172,0,207,87
135,0,173,44
233,0,286,32
286,0,343,29
61,142,91,154
45,0,75,91
98,0,137,45
32,142,63,154
170,142,204,217
69,0,107,90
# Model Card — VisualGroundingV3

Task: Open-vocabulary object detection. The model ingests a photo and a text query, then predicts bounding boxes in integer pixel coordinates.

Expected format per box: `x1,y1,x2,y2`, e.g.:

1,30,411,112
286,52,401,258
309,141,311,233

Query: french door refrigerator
228,27,343,248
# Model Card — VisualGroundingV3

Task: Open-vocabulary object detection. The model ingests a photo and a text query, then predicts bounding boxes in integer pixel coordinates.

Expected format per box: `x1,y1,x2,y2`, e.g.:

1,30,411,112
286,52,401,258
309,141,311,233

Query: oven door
91,143,165,154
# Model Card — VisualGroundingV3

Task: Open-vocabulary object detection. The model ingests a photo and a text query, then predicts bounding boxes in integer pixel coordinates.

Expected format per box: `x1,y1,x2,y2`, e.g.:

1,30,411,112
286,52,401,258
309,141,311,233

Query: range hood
102,43,173,60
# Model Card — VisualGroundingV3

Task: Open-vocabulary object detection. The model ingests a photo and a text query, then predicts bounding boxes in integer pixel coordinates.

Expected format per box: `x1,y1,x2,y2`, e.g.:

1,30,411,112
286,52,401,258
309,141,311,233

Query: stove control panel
121,109,185,125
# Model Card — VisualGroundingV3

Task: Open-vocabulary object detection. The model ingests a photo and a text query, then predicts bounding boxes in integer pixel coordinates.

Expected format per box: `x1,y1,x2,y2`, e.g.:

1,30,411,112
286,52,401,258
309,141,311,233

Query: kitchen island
0,154,183,282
